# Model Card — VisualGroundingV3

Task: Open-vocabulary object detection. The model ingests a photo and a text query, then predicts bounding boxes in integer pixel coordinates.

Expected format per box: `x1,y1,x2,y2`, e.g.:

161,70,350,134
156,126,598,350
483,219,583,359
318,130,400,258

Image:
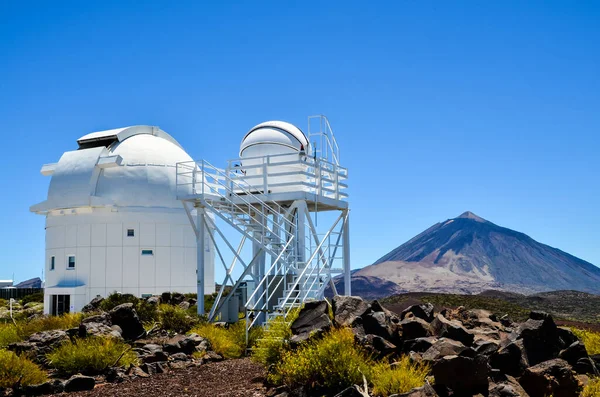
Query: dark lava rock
161,292,172,304
363,334,397,359
422,338,473,362
400,317,432,340
362,301,401,344
488,375,530,397
401,303,435,323
331,295,370,327
402,337,438,354
519,358,580,397
81,312,112,325
430,314,474,346
64,375,96,392
514,311,561,366
109,303,145,340
82,295,105,313
141,361,166,376
290,300,332,336
169,352,189,361
557,327,579,349
394,383,438,396
490,340,529,377
558,341,588,366
171,293,185,305
23,380,64,396
146,296,160,305
9,329,70,363
142,350,169,363
105,367,127,383
475,340,500,356
573,357,599,376
433,354,489,395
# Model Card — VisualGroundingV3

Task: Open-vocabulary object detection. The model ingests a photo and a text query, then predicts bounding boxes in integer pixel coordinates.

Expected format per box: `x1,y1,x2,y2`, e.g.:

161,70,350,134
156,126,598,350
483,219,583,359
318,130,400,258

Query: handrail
190,160,296,239
246,235,295,306
279,215,343,315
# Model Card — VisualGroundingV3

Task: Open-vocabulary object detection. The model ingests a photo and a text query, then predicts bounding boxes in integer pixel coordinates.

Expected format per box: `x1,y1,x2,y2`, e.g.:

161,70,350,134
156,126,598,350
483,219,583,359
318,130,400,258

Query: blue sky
1,1,599,283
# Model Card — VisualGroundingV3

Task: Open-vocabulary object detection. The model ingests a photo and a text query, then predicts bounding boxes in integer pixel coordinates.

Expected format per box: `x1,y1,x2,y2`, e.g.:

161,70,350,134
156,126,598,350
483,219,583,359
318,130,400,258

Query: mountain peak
456,211,487,223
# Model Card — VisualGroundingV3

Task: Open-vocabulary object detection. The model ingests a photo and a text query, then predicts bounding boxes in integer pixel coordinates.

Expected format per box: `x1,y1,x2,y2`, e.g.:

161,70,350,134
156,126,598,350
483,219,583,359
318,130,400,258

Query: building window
67,256,76,269
50,256,55,271
127,229,135,237
141,249,153,256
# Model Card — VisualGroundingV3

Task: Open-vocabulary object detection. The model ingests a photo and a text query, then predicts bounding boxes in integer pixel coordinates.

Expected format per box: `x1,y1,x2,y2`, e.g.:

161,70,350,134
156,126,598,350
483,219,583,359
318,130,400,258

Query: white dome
240,121,309,157
31,126,193,212
95,134,192,208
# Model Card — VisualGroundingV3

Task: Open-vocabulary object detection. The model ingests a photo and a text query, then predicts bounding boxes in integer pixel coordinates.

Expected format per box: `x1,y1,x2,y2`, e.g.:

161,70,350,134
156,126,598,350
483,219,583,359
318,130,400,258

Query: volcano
337,212,600,297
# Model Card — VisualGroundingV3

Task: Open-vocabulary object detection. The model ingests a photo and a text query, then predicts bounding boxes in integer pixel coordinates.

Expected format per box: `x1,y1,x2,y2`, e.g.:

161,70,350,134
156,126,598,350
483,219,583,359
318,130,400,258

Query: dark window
127,229,135,237
50,256,55,271
141,249,153,256
67,256,76,269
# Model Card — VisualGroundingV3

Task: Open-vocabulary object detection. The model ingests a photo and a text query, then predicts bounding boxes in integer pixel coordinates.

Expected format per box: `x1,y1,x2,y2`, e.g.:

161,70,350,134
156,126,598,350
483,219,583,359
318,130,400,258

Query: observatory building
31,126,215,315
177,116,350,326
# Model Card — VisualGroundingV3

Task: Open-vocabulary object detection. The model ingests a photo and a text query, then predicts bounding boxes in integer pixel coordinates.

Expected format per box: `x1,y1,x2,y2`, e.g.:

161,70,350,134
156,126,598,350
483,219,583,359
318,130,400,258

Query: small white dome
240,121,309,157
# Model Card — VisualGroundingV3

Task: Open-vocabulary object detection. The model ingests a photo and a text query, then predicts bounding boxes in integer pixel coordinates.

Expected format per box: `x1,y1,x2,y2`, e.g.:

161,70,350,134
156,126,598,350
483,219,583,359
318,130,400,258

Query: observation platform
176,152,349,212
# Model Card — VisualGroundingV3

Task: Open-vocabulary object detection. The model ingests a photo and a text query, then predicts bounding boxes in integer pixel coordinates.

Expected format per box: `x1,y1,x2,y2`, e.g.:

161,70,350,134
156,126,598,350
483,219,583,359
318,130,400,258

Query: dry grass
251,309,299,368
271,327,372,394
46,337,138,376
370,356,430,397
0,349,48,388
582,377,600,397
572,328,600,355
190,321,261,359
0,313,83,348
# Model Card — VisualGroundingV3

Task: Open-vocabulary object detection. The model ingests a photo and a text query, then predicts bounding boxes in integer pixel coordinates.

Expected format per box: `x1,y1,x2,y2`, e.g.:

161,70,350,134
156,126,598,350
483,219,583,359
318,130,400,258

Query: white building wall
43,208,215,313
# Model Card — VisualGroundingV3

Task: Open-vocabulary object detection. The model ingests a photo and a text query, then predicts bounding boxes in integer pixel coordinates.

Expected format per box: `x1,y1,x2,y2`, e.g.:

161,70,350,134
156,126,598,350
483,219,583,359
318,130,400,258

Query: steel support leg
343,210,351,296
197,207,206,315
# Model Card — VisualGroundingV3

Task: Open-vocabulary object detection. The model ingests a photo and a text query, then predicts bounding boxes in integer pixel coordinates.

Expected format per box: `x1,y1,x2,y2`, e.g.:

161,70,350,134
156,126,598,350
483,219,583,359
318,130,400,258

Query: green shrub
0,324,21,348
0,299,6,307
252,310,299,368
47,337,137,376
0,349,48,388
370,357,430,397
572,328,600,355
159,304,197,333
582,377,600,397
271,327,372,394
18,313,83,339
191,323,243,359
0,313,83,348
136,300,159,323
99,293,139,311
190,320,262,359
21,292,44,305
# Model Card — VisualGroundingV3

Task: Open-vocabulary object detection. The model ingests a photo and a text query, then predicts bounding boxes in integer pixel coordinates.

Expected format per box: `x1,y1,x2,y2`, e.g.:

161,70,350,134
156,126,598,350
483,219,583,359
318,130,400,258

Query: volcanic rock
518,358,580,397
109,303,145,340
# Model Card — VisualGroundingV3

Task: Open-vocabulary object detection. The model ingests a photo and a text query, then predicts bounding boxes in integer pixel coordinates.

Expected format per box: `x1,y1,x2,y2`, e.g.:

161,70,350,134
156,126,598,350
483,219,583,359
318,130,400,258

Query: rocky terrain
331,212,600,297
284,297,598,396
2,293,599,396
380,289,600,325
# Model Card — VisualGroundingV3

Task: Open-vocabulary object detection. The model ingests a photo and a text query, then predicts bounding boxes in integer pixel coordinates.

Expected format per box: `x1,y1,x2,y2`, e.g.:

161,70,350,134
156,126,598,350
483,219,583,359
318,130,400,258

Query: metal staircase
178,160,341,328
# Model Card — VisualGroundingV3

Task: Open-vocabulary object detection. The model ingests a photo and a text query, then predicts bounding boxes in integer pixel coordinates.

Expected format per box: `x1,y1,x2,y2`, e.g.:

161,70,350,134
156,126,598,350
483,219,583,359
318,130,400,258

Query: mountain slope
352,211,600,296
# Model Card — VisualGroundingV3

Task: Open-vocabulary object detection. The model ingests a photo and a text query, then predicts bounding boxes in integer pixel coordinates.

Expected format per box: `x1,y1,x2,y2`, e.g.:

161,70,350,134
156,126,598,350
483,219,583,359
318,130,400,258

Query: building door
51,295,71,316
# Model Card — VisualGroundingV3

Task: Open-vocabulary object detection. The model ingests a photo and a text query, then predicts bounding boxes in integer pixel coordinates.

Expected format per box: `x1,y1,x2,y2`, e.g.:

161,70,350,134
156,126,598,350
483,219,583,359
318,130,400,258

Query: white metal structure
0,280,14,288
31,126,215,315
177,115,350,327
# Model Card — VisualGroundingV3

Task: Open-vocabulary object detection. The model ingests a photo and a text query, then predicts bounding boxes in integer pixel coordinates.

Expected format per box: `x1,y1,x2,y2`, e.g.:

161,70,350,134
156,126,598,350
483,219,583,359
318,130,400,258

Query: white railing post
263,156,269,194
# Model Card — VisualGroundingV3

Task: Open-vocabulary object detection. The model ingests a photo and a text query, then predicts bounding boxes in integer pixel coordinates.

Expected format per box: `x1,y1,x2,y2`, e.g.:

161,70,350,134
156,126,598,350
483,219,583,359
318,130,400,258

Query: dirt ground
63,359,268,397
